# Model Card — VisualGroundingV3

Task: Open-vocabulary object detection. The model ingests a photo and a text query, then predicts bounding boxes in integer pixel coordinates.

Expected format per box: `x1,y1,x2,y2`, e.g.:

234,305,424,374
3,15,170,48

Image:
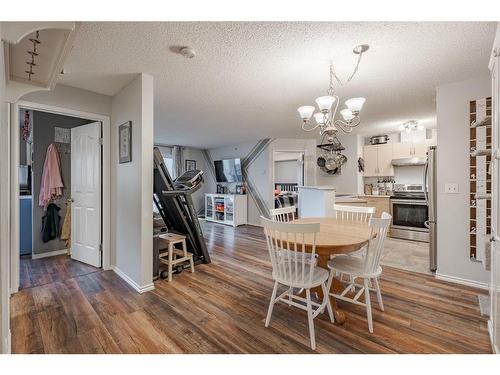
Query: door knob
424,220,430,229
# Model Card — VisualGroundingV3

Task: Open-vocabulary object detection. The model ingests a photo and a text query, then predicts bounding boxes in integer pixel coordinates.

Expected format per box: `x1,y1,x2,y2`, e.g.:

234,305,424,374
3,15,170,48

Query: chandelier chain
328,49,365,89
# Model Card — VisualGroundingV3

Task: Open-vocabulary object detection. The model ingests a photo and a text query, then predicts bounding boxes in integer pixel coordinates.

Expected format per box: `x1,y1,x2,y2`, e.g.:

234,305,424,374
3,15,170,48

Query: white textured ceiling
59,22,497,148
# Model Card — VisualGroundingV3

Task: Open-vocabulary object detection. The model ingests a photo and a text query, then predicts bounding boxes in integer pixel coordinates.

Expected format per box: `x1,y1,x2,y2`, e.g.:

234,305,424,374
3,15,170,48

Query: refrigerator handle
423,156,429,203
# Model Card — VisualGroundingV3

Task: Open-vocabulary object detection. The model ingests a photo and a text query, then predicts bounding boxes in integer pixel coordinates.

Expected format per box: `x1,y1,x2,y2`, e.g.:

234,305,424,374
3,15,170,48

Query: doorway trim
271,149,306,211
10,100,111,294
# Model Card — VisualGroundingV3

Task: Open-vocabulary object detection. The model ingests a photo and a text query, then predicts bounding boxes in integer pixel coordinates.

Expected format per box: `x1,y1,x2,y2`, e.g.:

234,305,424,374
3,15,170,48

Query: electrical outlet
445,183,459,194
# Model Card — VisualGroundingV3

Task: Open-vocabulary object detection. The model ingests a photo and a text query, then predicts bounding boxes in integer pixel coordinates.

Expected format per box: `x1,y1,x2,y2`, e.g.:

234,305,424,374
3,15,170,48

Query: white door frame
272,149,307,183
10,100,111,294
271,149,306,210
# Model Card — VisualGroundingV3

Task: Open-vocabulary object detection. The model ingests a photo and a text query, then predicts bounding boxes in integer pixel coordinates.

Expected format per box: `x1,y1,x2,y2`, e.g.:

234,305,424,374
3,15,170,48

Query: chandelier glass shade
297,45,369,138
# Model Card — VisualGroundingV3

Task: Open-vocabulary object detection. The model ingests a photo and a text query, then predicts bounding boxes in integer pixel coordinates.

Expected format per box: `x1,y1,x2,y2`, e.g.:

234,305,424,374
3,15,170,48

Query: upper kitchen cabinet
363,143,394,177
392,142,412,159
393,139,435,159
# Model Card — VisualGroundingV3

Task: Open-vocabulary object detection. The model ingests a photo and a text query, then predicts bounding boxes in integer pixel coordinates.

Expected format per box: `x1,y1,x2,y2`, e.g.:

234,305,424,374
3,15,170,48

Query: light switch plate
445,183,459,194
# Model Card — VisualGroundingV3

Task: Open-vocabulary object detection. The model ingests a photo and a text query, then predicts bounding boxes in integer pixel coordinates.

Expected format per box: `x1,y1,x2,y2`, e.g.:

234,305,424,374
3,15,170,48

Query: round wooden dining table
291,217,374,325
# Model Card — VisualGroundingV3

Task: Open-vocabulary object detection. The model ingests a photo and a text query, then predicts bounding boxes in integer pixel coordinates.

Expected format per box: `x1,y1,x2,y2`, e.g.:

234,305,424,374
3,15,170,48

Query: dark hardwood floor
19,254,99,290
11,223,492,353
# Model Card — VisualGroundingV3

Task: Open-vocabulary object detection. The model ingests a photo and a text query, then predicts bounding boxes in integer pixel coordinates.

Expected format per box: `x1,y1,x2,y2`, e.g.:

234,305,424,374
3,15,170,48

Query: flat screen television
214,158,243,183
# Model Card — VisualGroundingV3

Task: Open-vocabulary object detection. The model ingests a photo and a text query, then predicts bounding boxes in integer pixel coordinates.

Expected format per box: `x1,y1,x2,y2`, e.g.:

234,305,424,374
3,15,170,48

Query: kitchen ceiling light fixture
297,44,369,141
398,120,424,132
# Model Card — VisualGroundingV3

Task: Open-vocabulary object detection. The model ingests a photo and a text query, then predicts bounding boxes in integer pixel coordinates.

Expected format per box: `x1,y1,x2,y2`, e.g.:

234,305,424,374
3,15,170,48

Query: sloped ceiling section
2,22,78,101
9,29,70,87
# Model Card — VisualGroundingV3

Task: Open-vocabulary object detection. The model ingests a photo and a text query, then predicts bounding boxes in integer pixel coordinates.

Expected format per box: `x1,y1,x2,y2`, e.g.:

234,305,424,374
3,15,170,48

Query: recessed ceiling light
180,47,196,59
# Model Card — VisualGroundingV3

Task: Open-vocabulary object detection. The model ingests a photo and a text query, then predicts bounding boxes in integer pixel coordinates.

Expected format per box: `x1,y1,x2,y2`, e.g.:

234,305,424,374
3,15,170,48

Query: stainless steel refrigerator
424,146,437,271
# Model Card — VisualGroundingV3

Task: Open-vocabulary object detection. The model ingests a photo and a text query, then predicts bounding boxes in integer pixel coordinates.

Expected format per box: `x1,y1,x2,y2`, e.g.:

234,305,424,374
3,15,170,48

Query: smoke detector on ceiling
180,47,196,59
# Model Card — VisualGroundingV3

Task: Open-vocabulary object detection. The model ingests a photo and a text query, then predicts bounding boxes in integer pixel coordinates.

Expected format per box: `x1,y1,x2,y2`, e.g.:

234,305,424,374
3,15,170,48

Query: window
163,157,174,178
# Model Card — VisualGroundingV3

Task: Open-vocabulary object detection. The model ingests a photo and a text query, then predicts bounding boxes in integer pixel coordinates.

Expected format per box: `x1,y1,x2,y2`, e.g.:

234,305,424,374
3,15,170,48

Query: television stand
204,193,247,227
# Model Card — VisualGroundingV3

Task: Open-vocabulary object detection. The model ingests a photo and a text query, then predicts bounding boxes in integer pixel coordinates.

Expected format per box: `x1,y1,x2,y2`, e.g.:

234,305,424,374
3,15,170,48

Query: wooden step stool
158,233,194,282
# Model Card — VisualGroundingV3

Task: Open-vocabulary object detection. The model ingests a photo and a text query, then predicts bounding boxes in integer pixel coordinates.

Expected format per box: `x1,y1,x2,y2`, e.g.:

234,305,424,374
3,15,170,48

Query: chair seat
273,265,329,289
278,249,317,265
327,255,382,278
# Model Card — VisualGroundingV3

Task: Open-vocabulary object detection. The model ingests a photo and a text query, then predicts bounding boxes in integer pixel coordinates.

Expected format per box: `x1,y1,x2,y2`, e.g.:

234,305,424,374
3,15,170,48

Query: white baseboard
487,320,497,354
112,266,154,294
435,272,489,290
31,248,68,259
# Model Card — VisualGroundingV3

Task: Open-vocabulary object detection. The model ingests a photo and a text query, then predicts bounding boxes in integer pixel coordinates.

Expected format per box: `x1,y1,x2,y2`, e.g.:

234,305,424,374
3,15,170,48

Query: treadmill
153,147,210,278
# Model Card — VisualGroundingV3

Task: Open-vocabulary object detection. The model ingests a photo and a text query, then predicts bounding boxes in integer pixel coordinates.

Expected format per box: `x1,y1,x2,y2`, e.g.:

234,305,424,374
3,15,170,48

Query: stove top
392,184,426,200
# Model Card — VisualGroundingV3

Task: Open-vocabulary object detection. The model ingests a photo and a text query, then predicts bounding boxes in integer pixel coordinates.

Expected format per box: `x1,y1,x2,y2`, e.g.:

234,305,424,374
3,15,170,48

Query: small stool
158,233,195,282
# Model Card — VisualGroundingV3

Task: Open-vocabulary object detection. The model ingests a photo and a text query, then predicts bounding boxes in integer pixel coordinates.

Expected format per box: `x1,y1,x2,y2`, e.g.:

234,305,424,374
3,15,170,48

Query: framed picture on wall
185,159,196,171
119,121,132,163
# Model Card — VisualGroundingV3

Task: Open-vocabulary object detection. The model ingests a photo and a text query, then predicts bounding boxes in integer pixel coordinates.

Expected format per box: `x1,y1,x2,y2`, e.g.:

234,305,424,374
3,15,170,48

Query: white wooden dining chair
261,216,334,350
270,206,296,222
327,212,391,333
333,204,376,283
334,204,375,224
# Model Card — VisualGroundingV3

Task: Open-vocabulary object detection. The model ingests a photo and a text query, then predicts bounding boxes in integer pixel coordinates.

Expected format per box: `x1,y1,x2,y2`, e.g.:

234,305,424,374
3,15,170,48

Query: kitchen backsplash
364,165,425,186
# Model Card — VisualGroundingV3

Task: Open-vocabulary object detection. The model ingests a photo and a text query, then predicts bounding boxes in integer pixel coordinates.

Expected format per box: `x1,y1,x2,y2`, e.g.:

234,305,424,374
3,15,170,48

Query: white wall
436,75,491,285
111,73,154,291
274,160,300,184
0,28,12,353
22,84,111,116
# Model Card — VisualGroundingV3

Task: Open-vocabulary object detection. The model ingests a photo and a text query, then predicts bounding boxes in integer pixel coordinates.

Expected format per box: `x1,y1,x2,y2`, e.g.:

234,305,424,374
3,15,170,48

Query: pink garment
39,144,64,207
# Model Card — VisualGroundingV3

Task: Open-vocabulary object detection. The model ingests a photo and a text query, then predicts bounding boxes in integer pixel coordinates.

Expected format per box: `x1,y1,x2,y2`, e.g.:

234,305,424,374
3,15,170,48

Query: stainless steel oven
390,184,429,242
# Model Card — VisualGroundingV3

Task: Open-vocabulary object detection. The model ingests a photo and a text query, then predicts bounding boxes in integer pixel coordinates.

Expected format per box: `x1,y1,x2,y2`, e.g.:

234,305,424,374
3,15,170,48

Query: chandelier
297,44,369,141
398,120,424,132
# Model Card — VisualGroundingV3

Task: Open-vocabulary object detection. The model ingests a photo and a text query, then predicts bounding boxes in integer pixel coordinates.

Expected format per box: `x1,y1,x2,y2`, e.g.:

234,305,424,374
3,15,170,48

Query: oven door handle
424,220,430,229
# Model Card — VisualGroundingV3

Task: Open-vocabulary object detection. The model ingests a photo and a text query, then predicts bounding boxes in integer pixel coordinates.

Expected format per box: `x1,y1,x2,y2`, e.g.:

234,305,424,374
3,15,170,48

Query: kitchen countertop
358,194,393,198
298,186,336,190
336,197,368,203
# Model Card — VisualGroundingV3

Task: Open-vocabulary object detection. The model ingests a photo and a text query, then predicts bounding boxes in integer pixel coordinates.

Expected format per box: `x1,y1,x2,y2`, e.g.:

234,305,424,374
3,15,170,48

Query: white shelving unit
205,194,247,227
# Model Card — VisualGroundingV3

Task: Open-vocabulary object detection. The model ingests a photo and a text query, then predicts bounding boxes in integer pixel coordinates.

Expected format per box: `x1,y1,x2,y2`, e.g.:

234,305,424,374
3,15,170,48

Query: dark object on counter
317,156,326,167
41,203,61,243
369,135,390,145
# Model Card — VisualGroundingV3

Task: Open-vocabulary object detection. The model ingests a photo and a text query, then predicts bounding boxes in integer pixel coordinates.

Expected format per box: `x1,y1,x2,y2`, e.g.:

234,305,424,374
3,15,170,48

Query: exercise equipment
153,147,210,279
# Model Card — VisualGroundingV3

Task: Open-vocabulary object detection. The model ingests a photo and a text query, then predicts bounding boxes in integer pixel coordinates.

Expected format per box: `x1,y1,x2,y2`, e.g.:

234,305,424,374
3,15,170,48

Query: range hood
391,157,426,167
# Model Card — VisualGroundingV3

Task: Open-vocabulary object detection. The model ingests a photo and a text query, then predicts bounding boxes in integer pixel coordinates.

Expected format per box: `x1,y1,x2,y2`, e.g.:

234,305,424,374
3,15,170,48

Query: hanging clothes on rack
60,200,72,253
39,143,64,207
41,203,61,243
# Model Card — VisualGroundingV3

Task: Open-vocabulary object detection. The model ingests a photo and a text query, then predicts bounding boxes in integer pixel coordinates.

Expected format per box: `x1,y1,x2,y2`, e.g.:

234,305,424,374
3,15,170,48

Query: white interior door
71,122,102,267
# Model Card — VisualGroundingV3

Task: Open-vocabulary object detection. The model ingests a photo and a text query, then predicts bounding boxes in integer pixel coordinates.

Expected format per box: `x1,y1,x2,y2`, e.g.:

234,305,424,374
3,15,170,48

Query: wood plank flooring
11,223,492,353
19,254,99,290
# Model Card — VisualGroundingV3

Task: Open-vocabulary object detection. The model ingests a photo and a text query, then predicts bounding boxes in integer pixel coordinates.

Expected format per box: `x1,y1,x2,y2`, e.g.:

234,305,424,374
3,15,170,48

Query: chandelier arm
344,116,361,128
301,120,321,132
330,63,343,87
333,119,355,133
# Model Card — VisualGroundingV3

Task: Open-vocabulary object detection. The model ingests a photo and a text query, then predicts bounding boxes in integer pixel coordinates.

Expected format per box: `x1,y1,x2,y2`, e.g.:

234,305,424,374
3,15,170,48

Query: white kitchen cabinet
392,142,412,159
393,139,434,159
363,143,394,177
363,145,379,176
